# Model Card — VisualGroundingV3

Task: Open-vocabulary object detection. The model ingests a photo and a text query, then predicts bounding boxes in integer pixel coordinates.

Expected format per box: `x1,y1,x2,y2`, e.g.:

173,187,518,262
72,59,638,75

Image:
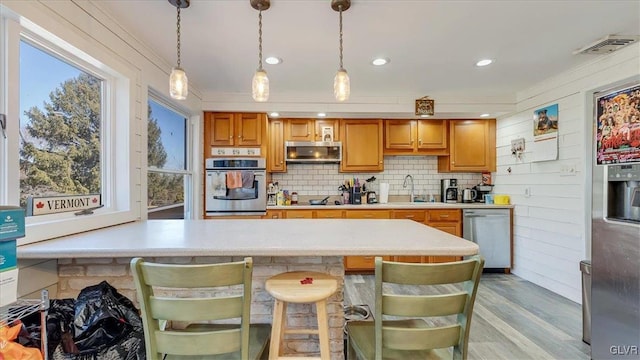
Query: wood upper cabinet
340,119,384,172
285,119,314,141
268,119,286,172
315,119,339,141
204,112,266,158
285,118,339,142
438,119,496,172
236,113,263,146
384,119,447,155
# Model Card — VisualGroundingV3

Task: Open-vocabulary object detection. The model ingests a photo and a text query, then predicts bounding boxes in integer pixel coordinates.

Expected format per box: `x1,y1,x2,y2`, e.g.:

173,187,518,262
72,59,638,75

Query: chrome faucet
403,174,415,202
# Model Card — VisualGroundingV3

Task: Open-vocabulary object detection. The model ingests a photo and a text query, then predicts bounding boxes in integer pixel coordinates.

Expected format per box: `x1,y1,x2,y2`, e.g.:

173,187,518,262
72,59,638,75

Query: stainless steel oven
205,158,266,216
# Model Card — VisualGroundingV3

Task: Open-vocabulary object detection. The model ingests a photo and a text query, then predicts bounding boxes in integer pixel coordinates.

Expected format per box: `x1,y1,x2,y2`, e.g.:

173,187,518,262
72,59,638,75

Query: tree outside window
19,41,102,209
147,99,190,219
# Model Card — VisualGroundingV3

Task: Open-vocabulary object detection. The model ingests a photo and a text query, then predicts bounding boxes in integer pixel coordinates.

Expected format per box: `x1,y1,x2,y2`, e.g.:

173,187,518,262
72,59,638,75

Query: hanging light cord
176,3,182,68
338,5,344,71
257,7,263,71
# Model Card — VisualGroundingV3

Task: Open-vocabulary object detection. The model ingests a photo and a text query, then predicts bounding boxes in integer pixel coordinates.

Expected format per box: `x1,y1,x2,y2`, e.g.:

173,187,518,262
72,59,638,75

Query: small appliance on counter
462,188,477,203
366,191,377,204
441,179,458,203
472,184,494,203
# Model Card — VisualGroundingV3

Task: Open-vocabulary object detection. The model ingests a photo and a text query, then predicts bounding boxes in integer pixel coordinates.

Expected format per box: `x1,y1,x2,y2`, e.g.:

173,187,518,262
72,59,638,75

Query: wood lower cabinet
265,207,465,270
340,119,384,172
344,256,393,272
315,209,344,218
438,119,496,172
264,210,285,219
392,210,427,263
425,209,463,263
344,210,390,271
284,210,314,219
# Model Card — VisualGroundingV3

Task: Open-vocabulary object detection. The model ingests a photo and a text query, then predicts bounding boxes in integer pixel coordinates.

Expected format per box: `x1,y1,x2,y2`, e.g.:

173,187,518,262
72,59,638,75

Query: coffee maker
441,179,458,203
472,184,494,203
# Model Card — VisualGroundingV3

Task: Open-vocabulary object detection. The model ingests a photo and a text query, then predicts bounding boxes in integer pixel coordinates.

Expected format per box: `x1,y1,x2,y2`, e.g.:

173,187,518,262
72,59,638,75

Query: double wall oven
205,158,266,216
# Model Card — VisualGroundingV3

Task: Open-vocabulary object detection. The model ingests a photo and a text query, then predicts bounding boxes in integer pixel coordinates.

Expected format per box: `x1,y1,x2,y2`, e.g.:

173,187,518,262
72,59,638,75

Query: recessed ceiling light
317,112,327,117
269,112,280,117
371,57,390,66
476,59,493,67
480,113,490,117
420,114,430,118
265,56,282,65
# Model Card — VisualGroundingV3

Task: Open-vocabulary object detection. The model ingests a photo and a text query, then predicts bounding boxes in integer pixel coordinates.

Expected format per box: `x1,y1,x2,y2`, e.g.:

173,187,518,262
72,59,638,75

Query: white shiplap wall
494,43,640,303
271,156,482,200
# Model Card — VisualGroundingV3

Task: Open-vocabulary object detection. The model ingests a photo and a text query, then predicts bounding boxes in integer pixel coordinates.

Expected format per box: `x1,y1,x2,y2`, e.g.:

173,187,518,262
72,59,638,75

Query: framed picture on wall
322,127,334,142
595,82,640,165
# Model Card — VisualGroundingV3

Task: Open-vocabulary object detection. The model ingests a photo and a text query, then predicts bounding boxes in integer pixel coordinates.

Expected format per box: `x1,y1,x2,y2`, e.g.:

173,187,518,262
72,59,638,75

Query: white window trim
1,7,139,245
146,93,195,219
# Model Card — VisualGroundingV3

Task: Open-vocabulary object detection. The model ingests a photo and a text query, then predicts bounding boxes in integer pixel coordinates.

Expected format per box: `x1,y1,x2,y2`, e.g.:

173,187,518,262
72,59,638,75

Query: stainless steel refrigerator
591,82,640,359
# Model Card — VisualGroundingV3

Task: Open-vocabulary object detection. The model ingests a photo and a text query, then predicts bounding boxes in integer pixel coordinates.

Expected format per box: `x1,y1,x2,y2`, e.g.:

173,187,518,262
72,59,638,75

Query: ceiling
94,0,640,118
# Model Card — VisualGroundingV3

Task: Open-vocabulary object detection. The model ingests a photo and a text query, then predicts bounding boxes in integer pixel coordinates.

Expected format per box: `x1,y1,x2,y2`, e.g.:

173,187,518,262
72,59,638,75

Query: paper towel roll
379,183,389,204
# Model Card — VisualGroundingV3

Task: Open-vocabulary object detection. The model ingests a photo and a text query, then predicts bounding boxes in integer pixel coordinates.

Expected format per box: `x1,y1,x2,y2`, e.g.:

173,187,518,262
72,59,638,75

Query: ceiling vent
574,35,640,55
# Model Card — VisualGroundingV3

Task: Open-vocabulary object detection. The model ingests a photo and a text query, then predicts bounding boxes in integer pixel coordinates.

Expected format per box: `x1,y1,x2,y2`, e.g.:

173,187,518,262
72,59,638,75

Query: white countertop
17,219,479,259
268,202,513,210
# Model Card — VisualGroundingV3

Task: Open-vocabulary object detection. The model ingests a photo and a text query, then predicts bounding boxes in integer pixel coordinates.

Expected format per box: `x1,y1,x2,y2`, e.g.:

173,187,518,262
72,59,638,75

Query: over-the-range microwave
285,141,342,163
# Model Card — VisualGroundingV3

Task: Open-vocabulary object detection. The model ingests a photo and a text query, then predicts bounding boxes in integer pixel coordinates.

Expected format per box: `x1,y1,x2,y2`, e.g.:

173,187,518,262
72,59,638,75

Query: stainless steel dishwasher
463,209,511,268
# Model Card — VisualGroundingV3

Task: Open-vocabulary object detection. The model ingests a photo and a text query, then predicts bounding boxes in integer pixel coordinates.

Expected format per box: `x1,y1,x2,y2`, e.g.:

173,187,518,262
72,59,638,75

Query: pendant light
169,0,189,100
251,0,271,102
332,0,351,102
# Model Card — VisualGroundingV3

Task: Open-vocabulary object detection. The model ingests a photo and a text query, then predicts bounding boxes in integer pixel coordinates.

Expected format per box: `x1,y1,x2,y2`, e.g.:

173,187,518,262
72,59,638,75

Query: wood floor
344,273,591,360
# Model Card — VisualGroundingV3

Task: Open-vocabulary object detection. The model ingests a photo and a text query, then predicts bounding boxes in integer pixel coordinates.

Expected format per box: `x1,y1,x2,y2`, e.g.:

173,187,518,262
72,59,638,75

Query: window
19,40,103,208
0,10,137,245
147,98,191,219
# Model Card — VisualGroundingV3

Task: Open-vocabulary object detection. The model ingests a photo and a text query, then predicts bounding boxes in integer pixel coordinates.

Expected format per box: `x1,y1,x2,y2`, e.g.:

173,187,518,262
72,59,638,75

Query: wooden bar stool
265,271,338,360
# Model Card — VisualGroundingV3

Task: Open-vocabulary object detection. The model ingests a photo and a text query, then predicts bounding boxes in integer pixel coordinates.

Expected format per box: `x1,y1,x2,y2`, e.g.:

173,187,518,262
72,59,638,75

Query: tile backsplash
270,156,482,199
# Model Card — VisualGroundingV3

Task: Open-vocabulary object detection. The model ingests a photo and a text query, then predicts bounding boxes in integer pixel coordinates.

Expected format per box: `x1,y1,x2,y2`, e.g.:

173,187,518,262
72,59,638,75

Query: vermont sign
27,194,101,216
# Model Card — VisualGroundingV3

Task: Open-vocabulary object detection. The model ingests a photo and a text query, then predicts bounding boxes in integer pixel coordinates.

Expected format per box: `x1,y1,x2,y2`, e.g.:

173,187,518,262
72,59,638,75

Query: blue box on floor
0,206,25,241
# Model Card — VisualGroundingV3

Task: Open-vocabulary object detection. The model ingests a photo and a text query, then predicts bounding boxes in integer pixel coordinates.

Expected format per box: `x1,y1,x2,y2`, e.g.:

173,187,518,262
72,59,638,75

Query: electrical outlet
524,187,531,197
560,163,577,176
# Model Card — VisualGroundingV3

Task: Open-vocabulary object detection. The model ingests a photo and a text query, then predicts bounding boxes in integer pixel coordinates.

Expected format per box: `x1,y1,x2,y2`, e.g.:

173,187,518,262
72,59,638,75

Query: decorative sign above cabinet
415,96,435,116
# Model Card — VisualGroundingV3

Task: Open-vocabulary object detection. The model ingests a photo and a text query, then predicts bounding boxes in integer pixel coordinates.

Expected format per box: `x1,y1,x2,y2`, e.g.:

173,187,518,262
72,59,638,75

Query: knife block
351,187,362,205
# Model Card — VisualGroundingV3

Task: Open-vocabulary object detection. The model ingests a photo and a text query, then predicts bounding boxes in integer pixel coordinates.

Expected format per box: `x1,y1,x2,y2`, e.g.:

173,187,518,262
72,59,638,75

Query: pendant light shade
170,66,188,100
251,0,271,102
252,69,269,102
334,69,350,102
169,0,190,100
332,0,351,102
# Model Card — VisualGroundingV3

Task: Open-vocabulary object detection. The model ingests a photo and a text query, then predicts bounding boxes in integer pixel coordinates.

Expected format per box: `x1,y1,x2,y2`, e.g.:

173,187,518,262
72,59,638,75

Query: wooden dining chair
131,257,271,360
346,255,484,360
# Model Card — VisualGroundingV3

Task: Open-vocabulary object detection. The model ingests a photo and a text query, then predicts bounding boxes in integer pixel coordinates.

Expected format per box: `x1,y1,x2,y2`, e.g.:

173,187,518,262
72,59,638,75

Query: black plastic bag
73,281,139,352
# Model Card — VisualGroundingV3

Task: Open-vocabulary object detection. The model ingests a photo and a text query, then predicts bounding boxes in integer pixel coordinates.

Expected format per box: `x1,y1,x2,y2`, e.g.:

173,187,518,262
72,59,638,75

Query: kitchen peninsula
18,219,477,359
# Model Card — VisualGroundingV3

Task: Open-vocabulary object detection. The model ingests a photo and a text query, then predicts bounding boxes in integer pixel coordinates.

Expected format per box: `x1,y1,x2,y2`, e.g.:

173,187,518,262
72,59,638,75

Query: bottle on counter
291,192,298,205
276,191,285,206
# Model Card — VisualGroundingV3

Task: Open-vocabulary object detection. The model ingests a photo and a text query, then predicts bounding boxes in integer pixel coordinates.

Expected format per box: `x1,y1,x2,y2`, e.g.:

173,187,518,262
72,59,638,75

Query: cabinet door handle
406,215,415,218
418,139,422,145
440,214,449,218
411,139,414,144
229,135,233,139
363,215,373,218
280,161,283,164
238,135,242,139
379,161,383,164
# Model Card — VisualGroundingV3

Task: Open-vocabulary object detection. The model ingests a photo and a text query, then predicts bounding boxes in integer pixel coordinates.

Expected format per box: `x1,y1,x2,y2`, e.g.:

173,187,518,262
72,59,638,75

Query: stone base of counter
57,256,345,359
